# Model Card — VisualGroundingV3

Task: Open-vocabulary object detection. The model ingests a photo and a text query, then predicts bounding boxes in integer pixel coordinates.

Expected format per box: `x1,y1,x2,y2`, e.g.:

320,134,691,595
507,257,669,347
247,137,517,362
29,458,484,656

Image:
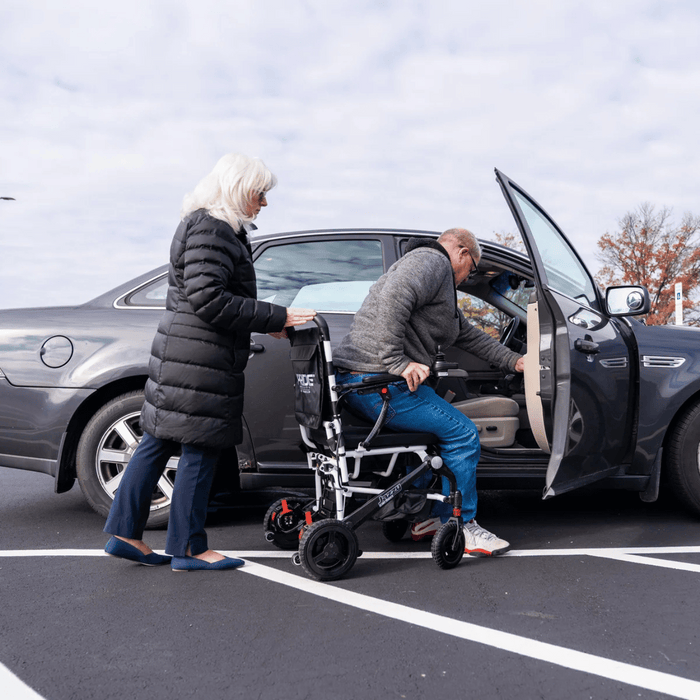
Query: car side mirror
605,285,651,317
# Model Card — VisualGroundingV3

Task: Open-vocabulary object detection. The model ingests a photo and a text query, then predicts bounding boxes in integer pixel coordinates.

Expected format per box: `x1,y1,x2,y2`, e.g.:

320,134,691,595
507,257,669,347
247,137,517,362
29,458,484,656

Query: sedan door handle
250,342,265,354
574,338,600,354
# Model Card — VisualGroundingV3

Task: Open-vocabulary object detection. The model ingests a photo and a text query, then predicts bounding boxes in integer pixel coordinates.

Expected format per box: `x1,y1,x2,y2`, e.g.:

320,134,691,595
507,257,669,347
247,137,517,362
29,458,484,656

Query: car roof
85,228,531,307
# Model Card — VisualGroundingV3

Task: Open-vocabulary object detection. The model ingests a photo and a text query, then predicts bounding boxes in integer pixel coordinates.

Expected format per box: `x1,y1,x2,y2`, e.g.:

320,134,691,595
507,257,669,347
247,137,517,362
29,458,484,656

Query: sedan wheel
665,400,700,516
76,390,177,528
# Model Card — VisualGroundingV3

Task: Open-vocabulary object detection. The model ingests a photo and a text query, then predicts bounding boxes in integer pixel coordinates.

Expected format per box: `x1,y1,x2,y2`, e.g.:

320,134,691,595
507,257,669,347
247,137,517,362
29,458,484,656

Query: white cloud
1,0,700,307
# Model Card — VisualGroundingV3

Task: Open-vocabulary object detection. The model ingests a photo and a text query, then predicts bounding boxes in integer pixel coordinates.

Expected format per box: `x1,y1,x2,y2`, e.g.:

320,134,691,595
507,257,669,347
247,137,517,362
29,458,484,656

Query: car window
513,190,597,307
124,276,168,307
457,291,510,340
491,272,534,311
254,239,384,311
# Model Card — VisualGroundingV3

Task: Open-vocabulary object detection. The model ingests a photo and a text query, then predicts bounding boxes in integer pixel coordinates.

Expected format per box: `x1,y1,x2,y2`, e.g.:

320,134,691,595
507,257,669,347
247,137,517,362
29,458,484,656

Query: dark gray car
2,170,700,527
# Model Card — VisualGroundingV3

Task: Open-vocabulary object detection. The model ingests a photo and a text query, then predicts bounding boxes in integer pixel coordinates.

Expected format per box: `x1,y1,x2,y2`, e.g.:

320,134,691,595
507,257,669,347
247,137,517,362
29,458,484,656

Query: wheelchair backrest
289,325,332,429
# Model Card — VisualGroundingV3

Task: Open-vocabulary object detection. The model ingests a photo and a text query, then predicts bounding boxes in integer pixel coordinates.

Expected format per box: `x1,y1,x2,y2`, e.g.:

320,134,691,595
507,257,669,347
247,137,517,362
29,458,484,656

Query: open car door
496,169,635,498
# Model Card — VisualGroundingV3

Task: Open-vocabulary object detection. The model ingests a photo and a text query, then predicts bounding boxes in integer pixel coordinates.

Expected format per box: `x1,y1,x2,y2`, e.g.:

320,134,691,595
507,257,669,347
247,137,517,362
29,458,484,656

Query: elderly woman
104,153,315,571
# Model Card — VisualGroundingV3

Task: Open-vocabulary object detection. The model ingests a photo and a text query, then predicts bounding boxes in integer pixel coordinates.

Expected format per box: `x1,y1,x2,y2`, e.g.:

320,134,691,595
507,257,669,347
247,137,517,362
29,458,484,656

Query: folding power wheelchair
262,314,467,581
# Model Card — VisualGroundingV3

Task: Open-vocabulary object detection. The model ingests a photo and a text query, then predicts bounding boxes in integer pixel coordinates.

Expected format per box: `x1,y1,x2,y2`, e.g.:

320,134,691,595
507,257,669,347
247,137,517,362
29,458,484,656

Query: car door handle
250,342,265,354
574,338,600,354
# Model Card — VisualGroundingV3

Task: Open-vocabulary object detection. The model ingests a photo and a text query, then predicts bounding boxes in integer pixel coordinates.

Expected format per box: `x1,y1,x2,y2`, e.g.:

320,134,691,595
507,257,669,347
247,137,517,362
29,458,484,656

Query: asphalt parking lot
2,466,700,700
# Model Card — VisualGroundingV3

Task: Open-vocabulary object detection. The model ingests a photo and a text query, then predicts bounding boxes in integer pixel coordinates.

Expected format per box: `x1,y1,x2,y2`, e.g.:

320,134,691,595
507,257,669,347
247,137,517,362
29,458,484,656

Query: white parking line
239,560,700,700
1,546,699,700
585,551,700,573
0,662,46,700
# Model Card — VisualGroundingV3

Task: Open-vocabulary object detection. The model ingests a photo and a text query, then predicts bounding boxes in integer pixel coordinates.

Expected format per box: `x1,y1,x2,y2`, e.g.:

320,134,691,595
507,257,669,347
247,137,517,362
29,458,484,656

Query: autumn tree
596,204,700,325
492,230,527,255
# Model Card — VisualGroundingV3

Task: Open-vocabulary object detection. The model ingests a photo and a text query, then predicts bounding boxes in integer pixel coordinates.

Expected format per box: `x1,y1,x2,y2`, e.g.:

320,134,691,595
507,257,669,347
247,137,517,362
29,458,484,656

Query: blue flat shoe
171,555,245,571
104,536,171,566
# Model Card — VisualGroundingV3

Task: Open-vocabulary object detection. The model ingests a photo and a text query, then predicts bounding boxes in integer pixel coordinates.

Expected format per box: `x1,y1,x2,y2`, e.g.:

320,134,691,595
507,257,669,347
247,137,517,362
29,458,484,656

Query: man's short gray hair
438,228,482,262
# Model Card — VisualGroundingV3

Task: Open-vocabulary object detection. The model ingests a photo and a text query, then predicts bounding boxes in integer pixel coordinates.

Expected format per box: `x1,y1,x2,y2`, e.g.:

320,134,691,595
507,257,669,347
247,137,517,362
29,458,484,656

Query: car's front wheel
665,400,700,517
76,390,177,528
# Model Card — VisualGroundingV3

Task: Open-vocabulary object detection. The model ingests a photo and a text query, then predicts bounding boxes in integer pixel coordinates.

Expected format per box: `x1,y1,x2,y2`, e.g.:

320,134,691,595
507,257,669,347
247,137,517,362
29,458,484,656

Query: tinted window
254,239,384,312
514,191,597,307
125,277,168,307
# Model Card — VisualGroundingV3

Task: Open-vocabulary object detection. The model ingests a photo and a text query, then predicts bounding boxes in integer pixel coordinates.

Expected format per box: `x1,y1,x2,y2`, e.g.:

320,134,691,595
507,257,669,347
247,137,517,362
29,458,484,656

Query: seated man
333,228,524,555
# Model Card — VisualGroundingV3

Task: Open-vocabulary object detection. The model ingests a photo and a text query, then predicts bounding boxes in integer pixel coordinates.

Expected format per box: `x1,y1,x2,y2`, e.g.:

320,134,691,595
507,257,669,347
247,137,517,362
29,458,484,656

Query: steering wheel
499,316,521,348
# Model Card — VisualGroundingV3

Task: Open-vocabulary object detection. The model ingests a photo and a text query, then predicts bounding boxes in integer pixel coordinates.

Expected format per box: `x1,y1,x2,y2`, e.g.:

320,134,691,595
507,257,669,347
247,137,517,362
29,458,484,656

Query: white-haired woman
104,154,315,571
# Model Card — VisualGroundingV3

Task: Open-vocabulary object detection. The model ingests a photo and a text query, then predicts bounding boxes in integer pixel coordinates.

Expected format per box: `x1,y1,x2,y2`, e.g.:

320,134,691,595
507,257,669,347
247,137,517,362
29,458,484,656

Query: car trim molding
642,355,686,368
112,272,168,310
599,357,628,369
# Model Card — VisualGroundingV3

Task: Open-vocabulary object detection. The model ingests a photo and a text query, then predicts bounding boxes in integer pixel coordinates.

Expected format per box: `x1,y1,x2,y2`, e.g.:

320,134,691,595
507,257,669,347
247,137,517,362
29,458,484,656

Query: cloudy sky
1,0,699,309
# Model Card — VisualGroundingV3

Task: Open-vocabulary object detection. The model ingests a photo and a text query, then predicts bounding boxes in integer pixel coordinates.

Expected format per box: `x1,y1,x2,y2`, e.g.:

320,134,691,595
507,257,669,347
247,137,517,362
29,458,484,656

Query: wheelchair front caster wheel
291,552,301,566
431,521,465,570
381,520,409,542
299,520,359,581
263,497,308,550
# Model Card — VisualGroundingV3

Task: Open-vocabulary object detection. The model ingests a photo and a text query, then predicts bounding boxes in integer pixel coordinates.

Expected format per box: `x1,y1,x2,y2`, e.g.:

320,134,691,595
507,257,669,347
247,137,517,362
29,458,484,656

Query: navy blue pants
104,431,220,557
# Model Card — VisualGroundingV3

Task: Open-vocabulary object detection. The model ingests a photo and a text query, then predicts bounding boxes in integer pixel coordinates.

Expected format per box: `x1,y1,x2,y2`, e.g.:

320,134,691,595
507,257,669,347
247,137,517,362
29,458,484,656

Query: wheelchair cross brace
341,454,463,532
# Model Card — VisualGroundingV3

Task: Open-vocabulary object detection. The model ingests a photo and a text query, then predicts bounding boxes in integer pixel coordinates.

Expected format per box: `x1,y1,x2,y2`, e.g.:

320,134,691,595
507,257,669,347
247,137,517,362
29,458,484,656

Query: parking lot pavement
2,467,700,700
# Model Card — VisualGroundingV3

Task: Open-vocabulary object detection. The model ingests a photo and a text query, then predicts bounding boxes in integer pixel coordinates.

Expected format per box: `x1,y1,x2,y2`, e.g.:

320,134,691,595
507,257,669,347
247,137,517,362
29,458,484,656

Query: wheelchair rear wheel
431,521,465,569
263,498,308,550
299,520,359,581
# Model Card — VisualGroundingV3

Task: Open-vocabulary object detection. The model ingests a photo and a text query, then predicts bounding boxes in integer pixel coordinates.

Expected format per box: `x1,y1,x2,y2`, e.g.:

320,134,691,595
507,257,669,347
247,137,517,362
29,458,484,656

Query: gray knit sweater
333,238,521,375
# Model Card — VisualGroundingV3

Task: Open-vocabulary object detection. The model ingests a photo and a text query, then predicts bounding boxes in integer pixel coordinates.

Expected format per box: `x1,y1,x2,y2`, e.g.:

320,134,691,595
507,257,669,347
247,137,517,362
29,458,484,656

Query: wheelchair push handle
312,313,330,341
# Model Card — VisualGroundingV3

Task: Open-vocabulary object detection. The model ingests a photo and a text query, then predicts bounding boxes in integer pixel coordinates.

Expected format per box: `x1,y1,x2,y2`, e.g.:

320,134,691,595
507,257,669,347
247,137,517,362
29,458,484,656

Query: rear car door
243,234,388,474
496,169,636,497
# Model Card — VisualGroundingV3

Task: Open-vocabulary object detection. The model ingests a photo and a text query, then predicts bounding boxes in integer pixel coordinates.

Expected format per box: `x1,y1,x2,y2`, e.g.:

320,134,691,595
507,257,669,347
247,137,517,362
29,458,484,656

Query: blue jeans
104,431,221,557
335,372,480,521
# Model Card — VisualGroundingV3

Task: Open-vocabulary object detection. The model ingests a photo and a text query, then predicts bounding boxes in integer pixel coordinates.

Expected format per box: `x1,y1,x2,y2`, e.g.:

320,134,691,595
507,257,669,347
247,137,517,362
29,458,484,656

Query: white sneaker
411,517,442,541
463,520,510,556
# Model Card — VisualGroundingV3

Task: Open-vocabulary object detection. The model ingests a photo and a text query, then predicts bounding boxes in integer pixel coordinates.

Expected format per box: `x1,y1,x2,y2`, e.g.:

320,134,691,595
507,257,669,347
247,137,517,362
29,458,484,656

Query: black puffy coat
140,209,287,450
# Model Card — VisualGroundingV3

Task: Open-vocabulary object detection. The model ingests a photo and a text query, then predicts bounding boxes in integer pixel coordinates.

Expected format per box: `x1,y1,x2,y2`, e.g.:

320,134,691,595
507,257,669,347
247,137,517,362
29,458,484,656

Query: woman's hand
515,356,525,372
401,362,430,392
284,307,317,327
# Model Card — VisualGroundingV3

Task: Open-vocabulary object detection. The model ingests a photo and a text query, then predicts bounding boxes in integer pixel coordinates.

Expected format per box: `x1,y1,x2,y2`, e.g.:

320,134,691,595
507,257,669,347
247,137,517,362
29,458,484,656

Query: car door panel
244,235,387,470
244,314,355,468
496,169,634,498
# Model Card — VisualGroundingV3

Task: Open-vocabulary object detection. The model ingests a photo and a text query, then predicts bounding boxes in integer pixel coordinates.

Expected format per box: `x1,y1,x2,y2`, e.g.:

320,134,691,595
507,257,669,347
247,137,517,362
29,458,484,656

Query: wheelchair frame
263,315,467,581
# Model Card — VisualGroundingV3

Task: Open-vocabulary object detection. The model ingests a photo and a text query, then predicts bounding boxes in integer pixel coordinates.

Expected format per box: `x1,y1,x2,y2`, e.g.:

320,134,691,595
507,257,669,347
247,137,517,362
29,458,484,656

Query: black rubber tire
665,401,700,517
263,498,308,550
299,520,359,581
431,521,465,570
381,519,409,542
75,390,176,529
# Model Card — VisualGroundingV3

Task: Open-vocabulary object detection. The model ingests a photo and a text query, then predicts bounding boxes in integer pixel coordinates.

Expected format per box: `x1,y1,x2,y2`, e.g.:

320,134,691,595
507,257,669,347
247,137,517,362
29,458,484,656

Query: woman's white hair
181,153,277,228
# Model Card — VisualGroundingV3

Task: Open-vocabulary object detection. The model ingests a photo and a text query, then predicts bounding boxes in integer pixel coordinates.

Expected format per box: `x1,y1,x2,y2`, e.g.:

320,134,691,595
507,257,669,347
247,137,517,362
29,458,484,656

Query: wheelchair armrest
361,373,399,386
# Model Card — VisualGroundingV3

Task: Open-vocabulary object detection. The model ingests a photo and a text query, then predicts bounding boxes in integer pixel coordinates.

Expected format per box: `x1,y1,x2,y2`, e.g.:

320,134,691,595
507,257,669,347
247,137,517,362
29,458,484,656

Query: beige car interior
446,298,550,452
452,395,520,447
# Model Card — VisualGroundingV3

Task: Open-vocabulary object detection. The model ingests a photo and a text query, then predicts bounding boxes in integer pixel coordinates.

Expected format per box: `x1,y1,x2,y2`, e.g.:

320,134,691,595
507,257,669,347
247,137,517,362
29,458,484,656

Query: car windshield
491,272,533,311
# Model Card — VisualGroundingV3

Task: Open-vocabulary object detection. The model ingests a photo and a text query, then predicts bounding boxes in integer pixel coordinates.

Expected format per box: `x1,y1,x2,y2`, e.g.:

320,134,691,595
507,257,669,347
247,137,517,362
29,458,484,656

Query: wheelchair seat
340,426,440,451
